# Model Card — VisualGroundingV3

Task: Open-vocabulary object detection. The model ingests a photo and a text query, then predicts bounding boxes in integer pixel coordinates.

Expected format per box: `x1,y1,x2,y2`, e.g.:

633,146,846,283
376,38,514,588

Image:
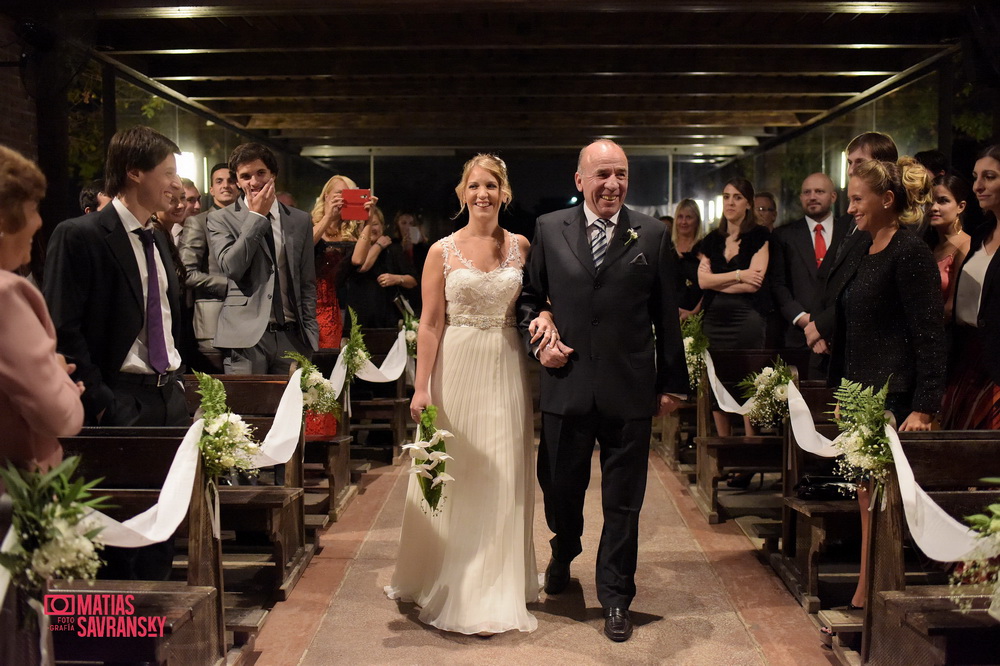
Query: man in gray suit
207,143,318,374
179,162,236,368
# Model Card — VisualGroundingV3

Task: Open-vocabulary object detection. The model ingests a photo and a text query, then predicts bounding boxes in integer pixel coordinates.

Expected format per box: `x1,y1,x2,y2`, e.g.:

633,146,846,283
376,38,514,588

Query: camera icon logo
43,594,75,616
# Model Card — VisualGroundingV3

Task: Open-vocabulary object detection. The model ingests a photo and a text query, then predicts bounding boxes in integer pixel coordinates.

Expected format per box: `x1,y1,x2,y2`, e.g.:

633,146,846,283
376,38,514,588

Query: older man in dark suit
769,173,850,375
518,140,687,642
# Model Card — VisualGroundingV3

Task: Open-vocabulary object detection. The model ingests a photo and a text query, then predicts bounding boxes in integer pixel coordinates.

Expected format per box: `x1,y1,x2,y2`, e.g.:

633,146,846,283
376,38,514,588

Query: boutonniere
624,228,639,246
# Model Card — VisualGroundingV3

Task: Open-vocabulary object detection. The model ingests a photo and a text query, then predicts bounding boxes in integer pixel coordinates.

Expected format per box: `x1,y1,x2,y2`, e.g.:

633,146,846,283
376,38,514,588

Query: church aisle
252,452,834,665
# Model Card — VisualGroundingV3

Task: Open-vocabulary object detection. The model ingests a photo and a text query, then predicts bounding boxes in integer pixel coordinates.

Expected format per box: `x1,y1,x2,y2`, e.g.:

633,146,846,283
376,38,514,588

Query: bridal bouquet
681,311,709,396
402,311,419,358
341,307,371,385
738,357,794,428
830,379,892,486
195,371,261,478
950,495,1000,616
284,351,342,418
0,456,109,599
402,405,454,513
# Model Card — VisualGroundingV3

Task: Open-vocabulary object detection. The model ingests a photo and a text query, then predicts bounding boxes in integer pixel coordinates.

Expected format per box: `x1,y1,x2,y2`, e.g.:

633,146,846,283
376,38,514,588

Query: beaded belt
446,314,516,329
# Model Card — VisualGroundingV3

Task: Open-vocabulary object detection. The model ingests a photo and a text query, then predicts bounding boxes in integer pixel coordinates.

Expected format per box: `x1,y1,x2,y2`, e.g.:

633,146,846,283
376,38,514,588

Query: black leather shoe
544,559,570,594
603,607,632,642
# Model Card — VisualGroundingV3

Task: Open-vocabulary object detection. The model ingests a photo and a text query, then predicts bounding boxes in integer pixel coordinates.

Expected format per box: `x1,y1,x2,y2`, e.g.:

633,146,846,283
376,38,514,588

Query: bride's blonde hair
453,154,512,218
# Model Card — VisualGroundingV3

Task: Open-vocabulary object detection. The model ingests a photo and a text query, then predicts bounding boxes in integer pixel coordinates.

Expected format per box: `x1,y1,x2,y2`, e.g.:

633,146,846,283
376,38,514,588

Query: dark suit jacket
207,198,318,351
770,215,850,347
518,205,688,419
951,217,1000,385
43,205,183,423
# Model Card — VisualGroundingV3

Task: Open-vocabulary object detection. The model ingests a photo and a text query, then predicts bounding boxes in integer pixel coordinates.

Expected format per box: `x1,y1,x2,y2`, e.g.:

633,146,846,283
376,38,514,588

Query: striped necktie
591,218,609,268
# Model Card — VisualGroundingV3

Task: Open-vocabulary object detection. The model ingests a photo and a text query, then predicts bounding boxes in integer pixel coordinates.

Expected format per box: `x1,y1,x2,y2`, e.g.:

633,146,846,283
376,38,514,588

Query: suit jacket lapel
600,208,637,272
790,219,818,279
563,206,596,277
279,204,298,297
102,207,143,309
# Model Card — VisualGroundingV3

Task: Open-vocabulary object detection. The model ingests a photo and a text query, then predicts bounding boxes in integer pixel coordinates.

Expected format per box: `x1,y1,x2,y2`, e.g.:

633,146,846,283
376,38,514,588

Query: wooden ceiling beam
131,47,935,79
243,111,803,130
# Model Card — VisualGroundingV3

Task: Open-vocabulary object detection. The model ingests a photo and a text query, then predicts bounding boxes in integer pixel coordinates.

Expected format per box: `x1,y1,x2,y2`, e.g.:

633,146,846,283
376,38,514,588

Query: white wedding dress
385,230,539,634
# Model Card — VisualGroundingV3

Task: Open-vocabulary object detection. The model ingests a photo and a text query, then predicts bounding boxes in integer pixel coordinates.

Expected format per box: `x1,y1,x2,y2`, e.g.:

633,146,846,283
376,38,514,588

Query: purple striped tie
137,228,170,374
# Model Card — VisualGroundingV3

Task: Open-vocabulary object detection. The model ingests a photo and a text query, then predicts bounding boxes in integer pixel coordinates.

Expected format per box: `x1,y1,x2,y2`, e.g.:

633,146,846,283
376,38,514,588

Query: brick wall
0,16,38,159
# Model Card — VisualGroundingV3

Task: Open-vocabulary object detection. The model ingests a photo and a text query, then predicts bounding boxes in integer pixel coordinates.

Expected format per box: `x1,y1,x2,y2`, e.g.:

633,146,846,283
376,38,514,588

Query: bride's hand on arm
528,310,560,349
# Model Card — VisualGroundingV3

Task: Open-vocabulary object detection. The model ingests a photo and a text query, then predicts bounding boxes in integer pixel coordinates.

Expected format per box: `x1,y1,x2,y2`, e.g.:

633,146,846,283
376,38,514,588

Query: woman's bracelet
736,269,742,283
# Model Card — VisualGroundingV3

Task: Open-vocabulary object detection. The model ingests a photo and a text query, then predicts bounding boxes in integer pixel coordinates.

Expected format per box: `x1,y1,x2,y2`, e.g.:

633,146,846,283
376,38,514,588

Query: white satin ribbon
86,368,306,548
884,425,982,562
785,381,841,457
329,329,409,398
703,351,754,415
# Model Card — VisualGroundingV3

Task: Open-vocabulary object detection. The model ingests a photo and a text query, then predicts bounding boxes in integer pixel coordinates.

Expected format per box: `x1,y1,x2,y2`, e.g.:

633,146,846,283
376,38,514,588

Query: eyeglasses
756,206,776,212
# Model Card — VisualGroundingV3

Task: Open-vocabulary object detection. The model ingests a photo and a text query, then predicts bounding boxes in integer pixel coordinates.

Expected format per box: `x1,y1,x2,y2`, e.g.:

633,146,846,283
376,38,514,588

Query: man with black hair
78,178,111,214
207,143,317,375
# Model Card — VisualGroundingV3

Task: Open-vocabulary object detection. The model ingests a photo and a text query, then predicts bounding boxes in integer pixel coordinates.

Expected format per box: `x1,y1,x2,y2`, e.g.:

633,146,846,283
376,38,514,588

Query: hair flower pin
624,228,639,246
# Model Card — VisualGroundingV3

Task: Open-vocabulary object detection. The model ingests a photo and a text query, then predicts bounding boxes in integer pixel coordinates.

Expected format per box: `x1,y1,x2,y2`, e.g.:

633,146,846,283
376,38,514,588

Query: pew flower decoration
284,351,342,418
0,456,109,599
341,307,371,385
402,405,454,513
402,311,419,358
949,498,1000,615
681,311,709,396
195,371,261,478
738,357,794,428
830,379,892,486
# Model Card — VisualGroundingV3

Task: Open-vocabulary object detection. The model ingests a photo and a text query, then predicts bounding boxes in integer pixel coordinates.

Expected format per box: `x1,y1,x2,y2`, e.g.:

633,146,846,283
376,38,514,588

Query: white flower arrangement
738,357,794,428
402,311,419,358
624,227,639,246
342,307,372,384
950,497,1000,615
284,352,342,417
402,405,454,513
0,456,108,599
195,371,261,479
830,379,892,485
681,312,709,396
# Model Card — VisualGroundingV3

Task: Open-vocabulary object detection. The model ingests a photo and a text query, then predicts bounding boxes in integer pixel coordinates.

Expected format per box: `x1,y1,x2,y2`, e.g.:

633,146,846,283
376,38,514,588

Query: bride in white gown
385,154,558,635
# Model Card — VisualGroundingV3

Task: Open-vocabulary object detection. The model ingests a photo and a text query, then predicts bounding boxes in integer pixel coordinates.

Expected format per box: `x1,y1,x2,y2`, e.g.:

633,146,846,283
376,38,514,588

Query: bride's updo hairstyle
453,153,513,218
852,157,932,227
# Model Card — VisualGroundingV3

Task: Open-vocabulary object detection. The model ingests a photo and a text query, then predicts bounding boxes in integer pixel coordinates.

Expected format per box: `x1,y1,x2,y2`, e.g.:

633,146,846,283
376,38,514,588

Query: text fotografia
43,593,167,637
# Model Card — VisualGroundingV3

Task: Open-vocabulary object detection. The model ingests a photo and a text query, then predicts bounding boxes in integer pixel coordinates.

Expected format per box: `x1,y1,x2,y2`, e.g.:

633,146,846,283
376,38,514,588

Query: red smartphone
341,189,371,221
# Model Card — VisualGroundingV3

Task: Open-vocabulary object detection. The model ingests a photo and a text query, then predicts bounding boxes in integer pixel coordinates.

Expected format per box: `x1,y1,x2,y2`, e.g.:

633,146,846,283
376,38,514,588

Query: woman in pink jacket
0,145,83,471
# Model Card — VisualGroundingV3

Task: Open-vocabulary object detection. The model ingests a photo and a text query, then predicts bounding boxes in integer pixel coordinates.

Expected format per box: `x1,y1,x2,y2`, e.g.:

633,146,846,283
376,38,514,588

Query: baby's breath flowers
195,372,261,478
738,357,794,428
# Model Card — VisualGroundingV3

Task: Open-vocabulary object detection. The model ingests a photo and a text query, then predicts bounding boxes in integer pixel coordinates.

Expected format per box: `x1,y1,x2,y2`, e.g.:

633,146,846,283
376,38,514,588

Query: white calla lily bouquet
402,405,454,513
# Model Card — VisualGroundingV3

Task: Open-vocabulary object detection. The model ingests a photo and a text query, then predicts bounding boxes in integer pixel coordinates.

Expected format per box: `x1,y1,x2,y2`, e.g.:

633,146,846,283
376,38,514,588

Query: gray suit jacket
207,198,318,350
179,205,227,341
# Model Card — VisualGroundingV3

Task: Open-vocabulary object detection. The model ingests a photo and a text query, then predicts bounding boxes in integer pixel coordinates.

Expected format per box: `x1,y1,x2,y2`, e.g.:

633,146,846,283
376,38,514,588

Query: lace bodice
441,231,523,323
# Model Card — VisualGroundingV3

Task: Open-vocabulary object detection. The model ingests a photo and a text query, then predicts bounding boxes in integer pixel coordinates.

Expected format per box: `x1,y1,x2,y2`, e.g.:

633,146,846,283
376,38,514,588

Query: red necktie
814,223,827,267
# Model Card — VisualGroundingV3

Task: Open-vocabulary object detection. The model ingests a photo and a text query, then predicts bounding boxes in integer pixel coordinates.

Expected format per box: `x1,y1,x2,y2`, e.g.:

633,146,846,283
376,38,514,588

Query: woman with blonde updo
310,174,376,348
829,157,945,612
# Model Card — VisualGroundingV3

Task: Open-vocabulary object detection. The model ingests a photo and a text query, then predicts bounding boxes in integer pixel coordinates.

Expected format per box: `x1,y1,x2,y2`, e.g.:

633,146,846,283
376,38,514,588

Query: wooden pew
769,379,861,613
833,433,1000,665
182,375,314,602
306,350,356,523
349,328,411,464
690,348,811,524
55,432,227,665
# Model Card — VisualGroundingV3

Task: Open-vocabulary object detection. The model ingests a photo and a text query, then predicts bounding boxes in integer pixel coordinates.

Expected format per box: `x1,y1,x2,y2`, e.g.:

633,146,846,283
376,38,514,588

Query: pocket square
629,253,648,266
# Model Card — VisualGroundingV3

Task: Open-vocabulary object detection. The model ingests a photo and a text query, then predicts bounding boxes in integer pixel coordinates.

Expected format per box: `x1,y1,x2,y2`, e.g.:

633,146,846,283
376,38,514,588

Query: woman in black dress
830,157,943,610
698,177,770,435
672,198,704,321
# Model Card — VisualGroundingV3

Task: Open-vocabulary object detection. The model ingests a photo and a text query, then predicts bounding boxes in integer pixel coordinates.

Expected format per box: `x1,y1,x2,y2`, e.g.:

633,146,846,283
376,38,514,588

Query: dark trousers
538,410,651,610
99,375,189,581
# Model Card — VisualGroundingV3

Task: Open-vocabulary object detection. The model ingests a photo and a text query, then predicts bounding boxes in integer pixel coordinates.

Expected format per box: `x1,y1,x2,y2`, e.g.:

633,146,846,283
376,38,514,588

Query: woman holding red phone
343,206,418,327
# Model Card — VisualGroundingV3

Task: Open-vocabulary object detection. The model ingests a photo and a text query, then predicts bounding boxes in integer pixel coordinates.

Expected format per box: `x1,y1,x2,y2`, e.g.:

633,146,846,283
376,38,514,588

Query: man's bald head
800,172,837,219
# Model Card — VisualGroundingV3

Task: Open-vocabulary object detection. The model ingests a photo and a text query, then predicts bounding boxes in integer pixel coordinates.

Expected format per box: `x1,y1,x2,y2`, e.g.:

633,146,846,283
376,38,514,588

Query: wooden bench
769,380,862,612
837,433,1000,665
56,432,227,665
306,350,357,523
182,375,314,601
689,348,810,524
349,327,411,464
